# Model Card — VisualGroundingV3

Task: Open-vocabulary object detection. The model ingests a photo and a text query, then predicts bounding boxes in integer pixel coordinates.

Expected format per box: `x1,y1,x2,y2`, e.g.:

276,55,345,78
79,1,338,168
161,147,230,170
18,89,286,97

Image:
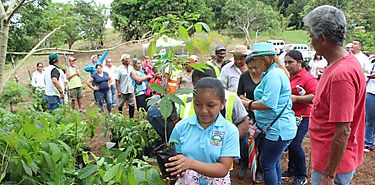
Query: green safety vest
178,90,237,123
206,60,221,77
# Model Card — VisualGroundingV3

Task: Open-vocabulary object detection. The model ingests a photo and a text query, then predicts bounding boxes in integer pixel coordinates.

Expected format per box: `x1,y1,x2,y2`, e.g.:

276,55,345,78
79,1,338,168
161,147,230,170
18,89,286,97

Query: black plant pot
153,143,177,179
75,152,86,169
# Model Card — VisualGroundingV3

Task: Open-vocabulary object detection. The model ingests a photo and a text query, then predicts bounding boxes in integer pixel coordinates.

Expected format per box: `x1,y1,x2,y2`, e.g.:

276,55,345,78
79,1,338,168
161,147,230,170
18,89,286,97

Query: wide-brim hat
247,42,278,59
230,45,251,56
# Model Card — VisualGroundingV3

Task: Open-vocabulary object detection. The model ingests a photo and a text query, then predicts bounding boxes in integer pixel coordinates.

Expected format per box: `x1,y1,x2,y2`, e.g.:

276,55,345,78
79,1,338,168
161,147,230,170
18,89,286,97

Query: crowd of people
29,5,375,185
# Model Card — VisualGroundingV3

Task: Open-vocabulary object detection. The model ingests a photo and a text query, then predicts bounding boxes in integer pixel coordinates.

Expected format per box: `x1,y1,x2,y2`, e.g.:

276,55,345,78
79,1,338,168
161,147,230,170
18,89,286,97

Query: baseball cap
215,45,226,53
49,53,59,61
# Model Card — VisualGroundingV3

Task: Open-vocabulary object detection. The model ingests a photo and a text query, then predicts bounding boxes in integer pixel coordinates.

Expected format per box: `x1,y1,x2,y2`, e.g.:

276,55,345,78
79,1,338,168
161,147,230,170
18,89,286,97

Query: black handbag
255,101,289,152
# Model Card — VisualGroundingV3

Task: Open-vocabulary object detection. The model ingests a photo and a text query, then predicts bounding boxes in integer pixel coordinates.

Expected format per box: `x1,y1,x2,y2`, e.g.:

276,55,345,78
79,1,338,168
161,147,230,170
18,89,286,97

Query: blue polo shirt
254,63,297,141
169,114,240,163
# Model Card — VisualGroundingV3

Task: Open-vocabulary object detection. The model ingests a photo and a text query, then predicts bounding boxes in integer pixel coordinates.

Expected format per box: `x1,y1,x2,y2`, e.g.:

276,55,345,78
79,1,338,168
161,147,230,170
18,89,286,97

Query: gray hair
303,5,347,46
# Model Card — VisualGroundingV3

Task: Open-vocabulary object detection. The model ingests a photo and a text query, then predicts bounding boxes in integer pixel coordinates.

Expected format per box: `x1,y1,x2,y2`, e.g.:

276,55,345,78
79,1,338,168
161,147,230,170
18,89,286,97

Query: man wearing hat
116,54,153,118
207,45,227,77
44,53,65,110
66,56,83,111
219,45,250,93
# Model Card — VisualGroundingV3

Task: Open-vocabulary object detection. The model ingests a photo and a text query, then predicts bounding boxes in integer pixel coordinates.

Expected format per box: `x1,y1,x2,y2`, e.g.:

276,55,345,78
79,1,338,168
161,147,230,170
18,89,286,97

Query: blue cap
247,42,278,59
49,53,59,61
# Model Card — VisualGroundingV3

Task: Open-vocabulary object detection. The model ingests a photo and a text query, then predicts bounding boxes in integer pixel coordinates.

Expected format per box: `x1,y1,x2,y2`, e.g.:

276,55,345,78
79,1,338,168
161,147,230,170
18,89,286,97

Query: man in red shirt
304,5,366,185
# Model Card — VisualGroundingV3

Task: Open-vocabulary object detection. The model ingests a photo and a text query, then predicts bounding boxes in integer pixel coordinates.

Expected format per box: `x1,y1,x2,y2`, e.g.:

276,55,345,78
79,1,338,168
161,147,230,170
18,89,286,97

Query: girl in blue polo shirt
165,77,240,185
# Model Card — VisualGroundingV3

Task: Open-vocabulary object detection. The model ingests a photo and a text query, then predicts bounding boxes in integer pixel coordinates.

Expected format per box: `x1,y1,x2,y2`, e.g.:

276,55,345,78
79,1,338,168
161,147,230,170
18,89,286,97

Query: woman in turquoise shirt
244,42,297,185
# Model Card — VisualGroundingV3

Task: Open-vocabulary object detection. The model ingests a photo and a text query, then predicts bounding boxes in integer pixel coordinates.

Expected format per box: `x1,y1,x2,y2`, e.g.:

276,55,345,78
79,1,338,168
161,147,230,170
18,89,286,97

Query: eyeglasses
38,66,43,68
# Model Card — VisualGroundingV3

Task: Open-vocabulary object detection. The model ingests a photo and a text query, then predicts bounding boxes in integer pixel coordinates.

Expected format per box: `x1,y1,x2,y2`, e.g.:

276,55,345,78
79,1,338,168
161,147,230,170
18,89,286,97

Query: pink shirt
290,68,318,117
309,54,366,174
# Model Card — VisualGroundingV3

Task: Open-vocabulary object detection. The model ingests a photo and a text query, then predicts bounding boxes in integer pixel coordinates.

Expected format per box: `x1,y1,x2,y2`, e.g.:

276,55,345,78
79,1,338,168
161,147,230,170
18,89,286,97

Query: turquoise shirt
254,63,297,141
169,114,240,163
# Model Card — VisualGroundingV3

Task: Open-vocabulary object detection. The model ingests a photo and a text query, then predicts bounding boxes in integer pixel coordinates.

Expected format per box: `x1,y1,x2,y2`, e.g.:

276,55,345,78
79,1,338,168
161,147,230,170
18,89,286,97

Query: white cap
120,54,131,61
189,55,198,62
346,43,353,48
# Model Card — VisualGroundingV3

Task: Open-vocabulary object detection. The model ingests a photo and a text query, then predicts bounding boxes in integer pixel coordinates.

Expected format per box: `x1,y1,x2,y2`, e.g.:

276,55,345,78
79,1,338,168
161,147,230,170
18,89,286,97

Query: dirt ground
230,136,375,185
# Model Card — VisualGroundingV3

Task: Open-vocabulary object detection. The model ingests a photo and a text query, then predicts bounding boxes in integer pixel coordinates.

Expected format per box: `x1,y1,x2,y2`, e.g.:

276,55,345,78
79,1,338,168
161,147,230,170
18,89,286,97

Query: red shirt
290,68,318,117
309,54,366,174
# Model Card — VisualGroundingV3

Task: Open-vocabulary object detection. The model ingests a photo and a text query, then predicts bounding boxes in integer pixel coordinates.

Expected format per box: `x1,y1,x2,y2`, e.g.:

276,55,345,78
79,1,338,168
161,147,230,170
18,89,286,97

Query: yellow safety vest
178,90,237,123
206,60,221,78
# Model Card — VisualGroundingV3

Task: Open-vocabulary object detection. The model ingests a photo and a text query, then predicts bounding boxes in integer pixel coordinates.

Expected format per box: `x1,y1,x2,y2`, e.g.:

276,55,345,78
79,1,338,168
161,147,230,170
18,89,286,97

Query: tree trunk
244,29,251,49
0,20,10,94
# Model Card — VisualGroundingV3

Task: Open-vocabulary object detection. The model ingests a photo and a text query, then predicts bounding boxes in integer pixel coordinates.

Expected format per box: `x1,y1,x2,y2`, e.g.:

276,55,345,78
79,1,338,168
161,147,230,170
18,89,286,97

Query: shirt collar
188,113,226,128
262,63,277,77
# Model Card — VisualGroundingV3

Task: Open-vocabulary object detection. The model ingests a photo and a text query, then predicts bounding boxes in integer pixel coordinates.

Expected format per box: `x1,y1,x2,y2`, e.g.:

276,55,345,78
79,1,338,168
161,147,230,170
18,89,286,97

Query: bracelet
248,100,254,111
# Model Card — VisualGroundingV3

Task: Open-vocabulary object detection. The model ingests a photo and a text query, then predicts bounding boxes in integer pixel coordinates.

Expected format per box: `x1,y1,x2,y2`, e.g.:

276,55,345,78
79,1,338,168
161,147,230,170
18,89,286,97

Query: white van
289,44,315,61
266,40,285,53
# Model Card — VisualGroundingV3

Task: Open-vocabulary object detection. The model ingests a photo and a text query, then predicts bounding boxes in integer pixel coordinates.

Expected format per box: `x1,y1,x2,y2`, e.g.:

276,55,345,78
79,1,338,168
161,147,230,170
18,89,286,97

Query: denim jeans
239,133,249,168
110,84,117,107
311,169,355,185
260,137,291,185
95,90,112,112
287,118,309,177
147,105,174,142
365,93,375,147
44,95,62,110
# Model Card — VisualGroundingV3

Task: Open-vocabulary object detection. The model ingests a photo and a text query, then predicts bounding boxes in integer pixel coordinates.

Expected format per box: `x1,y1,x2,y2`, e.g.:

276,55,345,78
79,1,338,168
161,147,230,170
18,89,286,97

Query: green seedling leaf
103,163,120,182
148,40,157,57
175,88,194,95
21,160,32,176
166,94,184,106
146,95,160,106
196,22,211,32
194,23,202,33
159,98,173,119
178,25,189,39
78,165,98,179
189,63,210,72
149,83,167,95
185,40,194,54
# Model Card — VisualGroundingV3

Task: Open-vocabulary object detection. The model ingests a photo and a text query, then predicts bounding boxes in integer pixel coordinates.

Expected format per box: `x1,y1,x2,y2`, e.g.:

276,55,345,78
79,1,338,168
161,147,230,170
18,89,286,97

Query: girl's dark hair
286,50,309,69
36,62,43,67
95,64,102,69
194,77,225,102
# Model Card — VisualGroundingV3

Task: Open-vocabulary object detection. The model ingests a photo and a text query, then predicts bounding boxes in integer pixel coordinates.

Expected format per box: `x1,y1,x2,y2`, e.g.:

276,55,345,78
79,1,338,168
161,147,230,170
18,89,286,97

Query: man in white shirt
44,53,65,110
31,62,45,91
352,40,370,73
219,45,249,92
103,58,117,108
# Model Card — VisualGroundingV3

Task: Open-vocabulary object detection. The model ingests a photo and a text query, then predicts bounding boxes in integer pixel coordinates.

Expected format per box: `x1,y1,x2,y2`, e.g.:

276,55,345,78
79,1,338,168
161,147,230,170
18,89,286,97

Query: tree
75,0,106,49
110,0,212,41
0,0,29,98
222,0,282,48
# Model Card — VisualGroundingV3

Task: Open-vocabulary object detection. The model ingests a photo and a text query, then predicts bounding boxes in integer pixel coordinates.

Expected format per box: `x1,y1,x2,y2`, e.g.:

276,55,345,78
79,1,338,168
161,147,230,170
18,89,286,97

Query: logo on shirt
210,131,224,146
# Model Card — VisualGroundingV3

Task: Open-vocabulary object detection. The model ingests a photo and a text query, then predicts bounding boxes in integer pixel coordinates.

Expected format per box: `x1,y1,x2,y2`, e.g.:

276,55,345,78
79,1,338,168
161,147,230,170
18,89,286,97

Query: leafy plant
0,79,25,111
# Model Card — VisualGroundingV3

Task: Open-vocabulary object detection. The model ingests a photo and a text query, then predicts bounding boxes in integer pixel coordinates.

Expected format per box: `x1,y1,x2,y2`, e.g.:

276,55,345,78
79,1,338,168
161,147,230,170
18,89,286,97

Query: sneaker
282,170,294,179
292,177,307,185
364,146,374,152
